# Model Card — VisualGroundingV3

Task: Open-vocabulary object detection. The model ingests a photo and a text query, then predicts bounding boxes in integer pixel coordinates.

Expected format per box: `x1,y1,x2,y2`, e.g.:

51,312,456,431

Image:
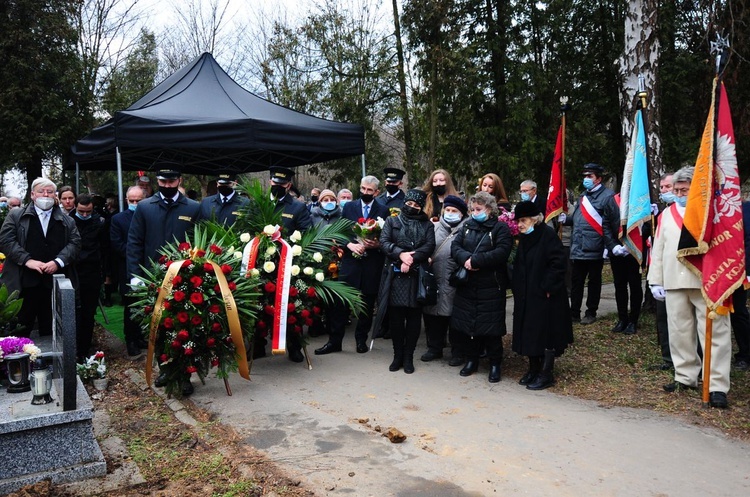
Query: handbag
417,265,438,306
449,231,489,287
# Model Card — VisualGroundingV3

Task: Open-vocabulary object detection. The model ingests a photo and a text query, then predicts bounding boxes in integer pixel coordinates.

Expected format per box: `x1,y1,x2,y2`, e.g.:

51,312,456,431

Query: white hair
31,177,56,192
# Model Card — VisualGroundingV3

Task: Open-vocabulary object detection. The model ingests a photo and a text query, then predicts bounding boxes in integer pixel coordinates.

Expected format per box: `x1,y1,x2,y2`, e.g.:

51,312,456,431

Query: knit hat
442,195,467,215
318,189,337,202
514,200,540,219
404,188,427,208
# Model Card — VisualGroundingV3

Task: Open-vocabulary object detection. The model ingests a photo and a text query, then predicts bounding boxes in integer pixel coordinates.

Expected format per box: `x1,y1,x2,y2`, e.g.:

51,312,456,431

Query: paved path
189,285,750,496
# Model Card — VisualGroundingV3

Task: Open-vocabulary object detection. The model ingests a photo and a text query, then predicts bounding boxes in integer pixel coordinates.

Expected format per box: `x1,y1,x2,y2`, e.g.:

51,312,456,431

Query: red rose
173,291,186,302
209,244,223,255
214,284,221,293
211,358,219,367
305,318,313,327
289,287,298,297
191,315,203,326
176,311,189,323
195,249,206,258
294,325,302,334
95,351,105,359
203,262,215,273
228,281,236,291
172,275,183,285
171,340,182,349
206,337,216,347
221,264,232,274
186,365,197,374
158,255,168,264
190,275,203,288
256,320,267,330
144,305,153,313
163,317,174,329
178,242,191,251
300,309,310,318
163,301,172,311
264,305,275,316
165,260,173,268
358,217,365,223
307,287,316,298
313,306,322,315
287,315,297,325
209,304,221,314
182,260,192,268
211,322,222,332
177,329,189,341
159,354,168,362
190,292,204,305
264,282,276,293
287,303,295,312
184,347,194,356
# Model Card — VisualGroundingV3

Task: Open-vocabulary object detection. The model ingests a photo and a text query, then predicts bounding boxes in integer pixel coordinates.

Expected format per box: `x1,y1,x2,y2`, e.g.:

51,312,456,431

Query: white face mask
34,197,55,211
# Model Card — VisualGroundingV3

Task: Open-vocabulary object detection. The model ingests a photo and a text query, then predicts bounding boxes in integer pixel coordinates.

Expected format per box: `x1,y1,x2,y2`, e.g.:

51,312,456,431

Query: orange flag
677,78,745,313
545,125,566,223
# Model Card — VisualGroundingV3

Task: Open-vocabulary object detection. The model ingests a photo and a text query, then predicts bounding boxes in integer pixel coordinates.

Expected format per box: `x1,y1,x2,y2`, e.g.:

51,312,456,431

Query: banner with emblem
619,109,651,264
545,125,566,223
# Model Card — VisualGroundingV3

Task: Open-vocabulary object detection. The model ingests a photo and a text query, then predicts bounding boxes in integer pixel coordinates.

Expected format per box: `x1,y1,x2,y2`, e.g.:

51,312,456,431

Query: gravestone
52,274,77,410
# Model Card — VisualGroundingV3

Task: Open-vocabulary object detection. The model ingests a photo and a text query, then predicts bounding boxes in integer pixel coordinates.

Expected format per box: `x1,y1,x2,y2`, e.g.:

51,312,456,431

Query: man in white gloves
608,194,643,335
647,166,731,408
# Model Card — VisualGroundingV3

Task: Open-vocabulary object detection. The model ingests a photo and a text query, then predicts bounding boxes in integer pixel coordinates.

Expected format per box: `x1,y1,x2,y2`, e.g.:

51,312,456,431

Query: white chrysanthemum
266,245,277,255
23,344,41,361
303,267,314,275
240,233,251,243
315,272,325,282
250,268,260,277
291,265,300,276
263,261,276,273
313,252,323,262
263,225,276,236
233,251,243,259
290,230,302,242
292,245,303,257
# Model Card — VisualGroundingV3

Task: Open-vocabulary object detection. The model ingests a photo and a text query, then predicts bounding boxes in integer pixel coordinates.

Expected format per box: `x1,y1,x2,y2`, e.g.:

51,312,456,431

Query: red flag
676,79,745,313
545,125,566,223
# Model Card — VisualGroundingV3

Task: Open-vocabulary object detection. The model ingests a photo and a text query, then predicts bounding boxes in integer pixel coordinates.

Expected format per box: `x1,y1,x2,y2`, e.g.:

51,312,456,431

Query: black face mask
310,195,319,203
217,185,234,196
160,186,178,199
385,184,399,195
271,185,287,199
432,185,446,196
402,204,421,216
360,193,374,204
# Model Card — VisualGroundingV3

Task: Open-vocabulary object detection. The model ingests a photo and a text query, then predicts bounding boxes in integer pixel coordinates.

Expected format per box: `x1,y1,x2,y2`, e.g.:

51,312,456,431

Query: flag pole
558,96,569,240
702,34,730,407
637,76,654,271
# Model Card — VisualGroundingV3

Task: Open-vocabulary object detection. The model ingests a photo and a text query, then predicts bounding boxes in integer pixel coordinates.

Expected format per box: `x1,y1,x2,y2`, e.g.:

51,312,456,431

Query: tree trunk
25,154,44,201
392,0,413,174
619,0,662,179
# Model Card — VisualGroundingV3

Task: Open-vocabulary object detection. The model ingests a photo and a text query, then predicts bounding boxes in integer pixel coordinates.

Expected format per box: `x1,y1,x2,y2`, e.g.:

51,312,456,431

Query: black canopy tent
69,52,365,206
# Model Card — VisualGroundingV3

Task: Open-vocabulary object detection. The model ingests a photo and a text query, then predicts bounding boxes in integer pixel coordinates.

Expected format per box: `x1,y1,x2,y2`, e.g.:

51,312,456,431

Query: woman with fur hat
373,189,436,373
310,189,342,226
511,201,573,390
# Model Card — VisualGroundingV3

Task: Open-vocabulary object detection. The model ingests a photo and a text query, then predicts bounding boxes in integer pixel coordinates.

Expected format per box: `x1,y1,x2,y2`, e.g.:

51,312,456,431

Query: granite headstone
52,274,77,411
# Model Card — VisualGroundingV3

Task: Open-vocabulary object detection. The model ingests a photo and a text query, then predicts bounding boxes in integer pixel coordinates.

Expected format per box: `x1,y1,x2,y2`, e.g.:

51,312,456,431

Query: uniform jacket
647,203,700,290
569,185,619,259
377,190,405,209
450,217,512,337
338,198,389,295
0,203,81,293
110,208,134,294
198,193,249,226
127,193,199,279
275,195,312,233
423,217,465,317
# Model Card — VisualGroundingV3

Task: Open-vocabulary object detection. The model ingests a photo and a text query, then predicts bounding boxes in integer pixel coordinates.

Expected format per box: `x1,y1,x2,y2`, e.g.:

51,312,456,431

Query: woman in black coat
450,191,513,382
511,201,574,390
374,189,436,374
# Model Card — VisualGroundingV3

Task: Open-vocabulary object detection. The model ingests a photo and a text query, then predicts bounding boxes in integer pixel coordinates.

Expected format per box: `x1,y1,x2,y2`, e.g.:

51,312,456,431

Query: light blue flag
619,109,651,263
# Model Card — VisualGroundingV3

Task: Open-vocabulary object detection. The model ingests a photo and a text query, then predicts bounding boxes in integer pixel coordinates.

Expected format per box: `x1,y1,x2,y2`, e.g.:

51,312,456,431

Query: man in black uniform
198,172,248,225
378,167,406,209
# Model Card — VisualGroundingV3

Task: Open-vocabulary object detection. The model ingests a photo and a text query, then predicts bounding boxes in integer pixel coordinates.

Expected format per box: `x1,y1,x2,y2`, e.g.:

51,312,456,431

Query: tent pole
116,147,124,212
361,154,366,177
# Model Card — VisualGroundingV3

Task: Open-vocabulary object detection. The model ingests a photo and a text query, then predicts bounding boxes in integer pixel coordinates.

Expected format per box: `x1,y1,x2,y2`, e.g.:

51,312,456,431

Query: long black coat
450,217,512,337
511,224,573,356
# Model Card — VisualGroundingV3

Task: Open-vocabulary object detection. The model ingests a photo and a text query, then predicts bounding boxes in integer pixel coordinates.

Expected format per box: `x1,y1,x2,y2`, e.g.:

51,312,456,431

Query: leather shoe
709,391,728,408
389,356,403,372
420,350,443,362
622,322,637,335
610,320,627,333
356,341,369,354
488,364,501,383
314,342,342,355
663,381,696,393
448,356,465,367
154,372,168,387
459,361,478,377
126,341,142,358
181,380,194,397
288,347,305,363
580,313,597,325
734,359,749,371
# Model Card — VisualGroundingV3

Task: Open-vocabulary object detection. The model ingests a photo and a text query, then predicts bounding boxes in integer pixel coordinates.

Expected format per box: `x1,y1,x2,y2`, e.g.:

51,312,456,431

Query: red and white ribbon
580,196,603,236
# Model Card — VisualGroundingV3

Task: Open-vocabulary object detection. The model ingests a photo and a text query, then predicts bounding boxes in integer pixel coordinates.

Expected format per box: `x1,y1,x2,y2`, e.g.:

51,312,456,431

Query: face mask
160,186,178,199
270,184,287,199
360,193,374,204
520,193,530,202
218,185,234,197
128,203,137,212
675,195,687,208
0,202,7,208
432,185,446,196
322,201,336,211
582,178,595,190
75,212,92,221
34,197,55,211
402,204,421,216
523,225,535,235
385,184,399,195
659,192,676,204
310,195,319,203
443,212,461,224
339,199,350,207
472,211,488,223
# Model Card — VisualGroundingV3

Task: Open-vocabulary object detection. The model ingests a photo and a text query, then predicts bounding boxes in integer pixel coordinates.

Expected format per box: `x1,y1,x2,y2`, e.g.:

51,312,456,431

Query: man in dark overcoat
377,167,406,209
198,172,249,225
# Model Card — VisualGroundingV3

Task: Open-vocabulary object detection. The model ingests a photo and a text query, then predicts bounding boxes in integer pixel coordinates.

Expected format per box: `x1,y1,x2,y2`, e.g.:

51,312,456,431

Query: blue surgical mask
339,199,350,207
583,178,595,190
443,212,461,224
75,212,91,221
322,201,336,212
520,193,530,202
659,192,676,205
675,196,687,208
0,202,7,208
128,203,137,212
472,211,488,223
523,225,535,235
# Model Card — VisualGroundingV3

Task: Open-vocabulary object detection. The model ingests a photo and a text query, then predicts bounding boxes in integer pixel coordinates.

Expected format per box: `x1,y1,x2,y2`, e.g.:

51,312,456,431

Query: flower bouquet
352,217,385,244
76,351,106,381
498,207,519,236
0,336,41,362
130,225,260,398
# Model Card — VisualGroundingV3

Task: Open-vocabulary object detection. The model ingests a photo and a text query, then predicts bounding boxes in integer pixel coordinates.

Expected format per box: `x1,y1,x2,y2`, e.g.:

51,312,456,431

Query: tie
165,197,174,205
363,204,370,219
40,211,50,236
223,197,230,205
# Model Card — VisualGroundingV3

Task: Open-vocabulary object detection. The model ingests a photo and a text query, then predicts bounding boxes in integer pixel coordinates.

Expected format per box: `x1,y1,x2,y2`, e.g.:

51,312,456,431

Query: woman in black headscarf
374,189,436,374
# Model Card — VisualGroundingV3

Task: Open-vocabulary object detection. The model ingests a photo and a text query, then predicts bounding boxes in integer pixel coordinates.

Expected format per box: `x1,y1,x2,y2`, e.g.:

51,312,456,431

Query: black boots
527,349,555,390
389,353,403,372
403,355,415,374
488,362,501,383
459,360,478,377
519,356,542,385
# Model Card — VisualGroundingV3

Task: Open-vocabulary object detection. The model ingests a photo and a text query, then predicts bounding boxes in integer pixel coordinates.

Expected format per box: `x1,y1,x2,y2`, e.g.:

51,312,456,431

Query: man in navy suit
269,166,312,233
315,175,388,355
198,172,249,225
